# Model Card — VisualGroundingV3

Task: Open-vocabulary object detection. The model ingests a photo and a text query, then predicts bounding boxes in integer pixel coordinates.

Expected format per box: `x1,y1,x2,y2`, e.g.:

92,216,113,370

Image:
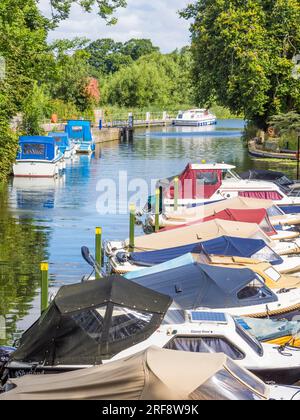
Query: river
0,118,299,344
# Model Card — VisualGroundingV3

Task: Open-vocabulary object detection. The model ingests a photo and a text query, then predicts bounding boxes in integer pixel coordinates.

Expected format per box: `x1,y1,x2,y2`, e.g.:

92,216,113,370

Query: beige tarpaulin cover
126,219,271,252
1,347,237,400
164,197,274,221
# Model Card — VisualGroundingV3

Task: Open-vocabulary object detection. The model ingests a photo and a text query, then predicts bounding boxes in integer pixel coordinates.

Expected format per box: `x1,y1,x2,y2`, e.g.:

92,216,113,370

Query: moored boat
65,120,95,154
48,132,76,159
13,136,65,178
173,109,217,127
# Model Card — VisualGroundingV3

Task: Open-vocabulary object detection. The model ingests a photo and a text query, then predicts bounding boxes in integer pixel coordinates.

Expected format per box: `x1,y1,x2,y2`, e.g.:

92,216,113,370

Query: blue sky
39,0,191,52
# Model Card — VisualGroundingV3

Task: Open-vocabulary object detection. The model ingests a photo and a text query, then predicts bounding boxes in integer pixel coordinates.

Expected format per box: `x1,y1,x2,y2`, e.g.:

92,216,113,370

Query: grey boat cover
11,277,172,366
131,257,277,310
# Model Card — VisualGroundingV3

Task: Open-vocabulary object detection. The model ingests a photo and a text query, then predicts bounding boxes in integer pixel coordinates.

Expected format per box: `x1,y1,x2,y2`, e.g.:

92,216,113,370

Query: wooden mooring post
95,227,102,279
129,204,135,250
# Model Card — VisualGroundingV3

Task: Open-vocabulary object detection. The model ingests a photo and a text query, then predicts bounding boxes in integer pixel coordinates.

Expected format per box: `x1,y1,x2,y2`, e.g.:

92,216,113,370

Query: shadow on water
1,119,300,341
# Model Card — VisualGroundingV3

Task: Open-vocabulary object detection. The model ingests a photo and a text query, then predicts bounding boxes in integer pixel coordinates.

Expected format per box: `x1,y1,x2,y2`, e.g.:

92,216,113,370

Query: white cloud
39,0,191,52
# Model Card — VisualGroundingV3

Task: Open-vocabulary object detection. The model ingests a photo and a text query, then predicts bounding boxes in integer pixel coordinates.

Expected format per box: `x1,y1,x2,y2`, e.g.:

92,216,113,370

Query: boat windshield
288,187,300,198
234,320,264,357
263,267,281,283
223,170,241,180
162,308,186,325
267,205,284,217
191,360,267,400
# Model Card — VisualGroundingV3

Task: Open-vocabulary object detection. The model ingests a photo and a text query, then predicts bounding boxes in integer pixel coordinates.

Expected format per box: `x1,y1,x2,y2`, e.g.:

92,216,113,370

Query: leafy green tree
182,0,300,127
122,39,160,61
22,83,50,135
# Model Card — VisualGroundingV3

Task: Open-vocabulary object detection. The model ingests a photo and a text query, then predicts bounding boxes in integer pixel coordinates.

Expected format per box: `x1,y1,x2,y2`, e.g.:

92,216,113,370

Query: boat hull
173,119,217,127
13,159,64,178
252,367,300,385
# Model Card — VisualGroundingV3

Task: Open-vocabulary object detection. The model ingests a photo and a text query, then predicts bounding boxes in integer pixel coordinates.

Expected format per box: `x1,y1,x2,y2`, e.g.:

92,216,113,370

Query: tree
182,0,300,127
122,39,160,61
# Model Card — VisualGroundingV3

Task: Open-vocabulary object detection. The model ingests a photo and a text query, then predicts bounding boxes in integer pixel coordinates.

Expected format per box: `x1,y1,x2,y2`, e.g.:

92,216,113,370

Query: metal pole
95,227,102,279
129,203,135,250
155,188,160,233
297,135,300,180
174,177,179,212
40,262,49,314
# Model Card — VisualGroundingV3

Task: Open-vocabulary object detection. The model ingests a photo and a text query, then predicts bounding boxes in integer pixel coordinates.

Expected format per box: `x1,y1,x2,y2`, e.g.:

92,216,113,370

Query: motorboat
105,218,300,258
13,136,65,178
142,163,300,216
2,347,293,401
236,317,300,348
123,254,300,319
239,169,295,190
147,207,299,240
108,236,300,276
48,132,76,159
2,275,300,389
173,109,217,127
65,120,95,154
147,197,300,229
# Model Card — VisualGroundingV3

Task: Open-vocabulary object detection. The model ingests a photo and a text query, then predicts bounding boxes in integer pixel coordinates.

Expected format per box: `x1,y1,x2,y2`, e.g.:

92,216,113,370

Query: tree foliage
182,0,300,127
86,38,159,75
102,49,193,108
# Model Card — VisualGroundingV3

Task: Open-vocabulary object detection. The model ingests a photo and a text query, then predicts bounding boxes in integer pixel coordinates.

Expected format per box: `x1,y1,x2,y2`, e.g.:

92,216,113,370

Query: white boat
145,163,300,216
65,120,95,154
173,109,217,127
13,136,65,178
48,132,76,159
111,310,300,385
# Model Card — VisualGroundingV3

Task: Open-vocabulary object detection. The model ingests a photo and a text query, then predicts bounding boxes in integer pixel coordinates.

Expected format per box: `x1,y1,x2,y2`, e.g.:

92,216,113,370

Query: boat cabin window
164,336,245,360
234,320,264,357
263,267,281,283
223,169,240,181
266,205,284,217
237,278,272,301
108,306,154,343
196,172,219,185
251,246,278,263
190,366,265,400
23,143,45,157
71,306,106,344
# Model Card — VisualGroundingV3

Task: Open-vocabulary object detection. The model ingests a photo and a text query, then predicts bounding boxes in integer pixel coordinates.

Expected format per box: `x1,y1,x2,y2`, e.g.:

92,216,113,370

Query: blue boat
13,136,65,178
48,132,76,159
65,120,95,154
124,254,300,319
111,236,283,274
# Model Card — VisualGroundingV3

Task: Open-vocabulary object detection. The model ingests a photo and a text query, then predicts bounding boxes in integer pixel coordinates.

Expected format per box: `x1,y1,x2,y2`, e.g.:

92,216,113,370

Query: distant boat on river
173,109,217,127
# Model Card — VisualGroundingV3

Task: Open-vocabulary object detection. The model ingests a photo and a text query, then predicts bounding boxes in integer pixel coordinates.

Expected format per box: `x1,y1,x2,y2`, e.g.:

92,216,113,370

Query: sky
39,0,192,52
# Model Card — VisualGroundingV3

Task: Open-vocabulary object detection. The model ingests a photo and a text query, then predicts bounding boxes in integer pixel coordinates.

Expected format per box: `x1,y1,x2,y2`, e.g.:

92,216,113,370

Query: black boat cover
11,276,172,366
239,170,293,186
132,261,277,310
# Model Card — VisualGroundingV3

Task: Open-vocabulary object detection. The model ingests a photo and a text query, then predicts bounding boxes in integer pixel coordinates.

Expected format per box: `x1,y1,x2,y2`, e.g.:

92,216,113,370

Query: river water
0,119,299,344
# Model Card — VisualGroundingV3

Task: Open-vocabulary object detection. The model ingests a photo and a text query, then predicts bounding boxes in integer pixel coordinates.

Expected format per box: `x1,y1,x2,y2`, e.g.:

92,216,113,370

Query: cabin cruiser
173,109,217,127
123,254,300,319
48,132,76,159
3,347,298,401
105,219,300,258
1,277,300,391
65,120,95,154
108,236,300,276
13,136,65,178
141,163,300,216
147,196,300,229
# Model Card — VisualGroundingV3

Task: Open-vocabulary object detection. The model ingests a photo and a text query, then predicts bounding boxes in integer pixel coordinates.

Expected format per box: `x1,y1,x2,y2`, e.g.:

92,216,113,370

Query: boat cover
203,209,277,236
128,256,277,310
164,197,275,221
157,163,223,200
11,277,172,366
124,236,282,267
126,219,271,252
48,132,70,150
2,348,267,400
17,136,58,161
65,120,92,142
